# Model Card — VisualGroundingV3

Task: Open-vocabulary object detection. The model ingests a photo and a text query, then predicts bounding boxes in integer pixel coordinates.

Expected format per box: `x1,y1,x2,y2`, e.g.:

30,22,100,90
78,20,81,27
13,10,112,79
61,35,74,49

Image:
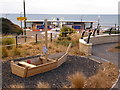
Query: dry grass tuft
37,82,50,88
68,72,86,88
2,47,9,58
11,47,23,56
85,72,107,88
85,62,119,88
2,33,85,60
9,84,24,88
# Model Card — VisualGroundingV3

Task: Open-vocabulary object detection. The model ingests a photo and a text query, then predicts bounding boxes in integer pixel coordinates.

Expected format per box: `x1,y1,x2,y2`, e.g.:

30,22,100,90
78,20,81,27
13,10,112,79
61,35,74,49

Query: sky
0,0,120,14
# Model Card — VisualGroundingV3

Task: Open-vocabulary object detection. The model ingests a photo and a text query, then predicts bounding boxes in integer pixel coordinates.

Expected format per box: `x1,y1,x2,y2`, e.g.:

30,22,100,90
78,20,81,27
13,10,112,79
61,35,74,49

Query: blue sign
42,46,48,53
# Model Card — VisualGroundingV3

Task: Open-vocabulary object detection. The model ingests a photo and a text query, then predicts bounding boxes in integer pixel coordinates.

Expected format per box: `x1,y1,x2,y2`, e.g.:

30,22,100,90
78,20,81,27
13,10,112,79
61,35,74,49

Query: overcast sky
0,0,120,14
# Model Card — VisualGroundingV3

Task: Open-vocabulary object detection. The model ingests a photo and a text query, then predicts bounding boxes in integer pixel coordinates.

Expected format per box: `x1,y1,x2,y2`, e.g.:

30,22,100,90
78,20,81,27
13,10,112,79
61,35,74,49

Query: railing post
109,28,112,35
87,32,92,44
97,29,99,35
50,33,52,42
118,26,119,34
115,24,116,34
92,29,97,36
16,36,18,48
36,34,37,43
81,30,85,39
25,35,27,42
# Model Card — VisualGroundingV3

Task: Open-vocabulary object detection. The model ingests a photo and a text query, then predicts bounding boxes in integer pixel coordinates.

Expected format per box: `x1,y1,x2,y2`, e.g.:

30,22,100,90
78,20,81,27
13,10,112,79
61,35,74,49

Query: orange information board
17,17,27,21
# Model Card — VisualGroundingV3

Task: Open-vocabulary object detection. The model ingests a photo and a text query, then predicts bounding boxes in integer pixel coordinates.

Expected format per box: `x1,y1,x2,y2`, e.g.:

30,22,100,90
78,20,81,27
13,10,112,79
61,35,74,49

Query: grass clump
68,72,86,88
11,48,22,56
2,35,15,49
85,62,119,88
9,84,24,88
115,43,120,49
37,82,50,88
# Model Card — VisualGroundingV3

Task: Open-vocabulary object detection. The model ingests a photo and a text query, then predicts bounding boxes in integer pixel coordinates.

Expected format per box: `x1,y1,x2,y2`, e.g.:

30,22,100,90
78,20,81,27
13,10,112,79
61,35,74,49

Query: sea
1,14,119,29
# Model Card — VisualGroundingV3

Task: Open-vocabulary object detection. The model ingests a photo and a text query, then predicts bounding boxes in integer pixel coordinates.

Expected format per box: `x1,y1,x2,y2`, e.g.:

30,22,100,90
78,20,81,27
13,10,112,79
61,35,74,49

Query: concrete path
92,43,119,66
92,43,120,89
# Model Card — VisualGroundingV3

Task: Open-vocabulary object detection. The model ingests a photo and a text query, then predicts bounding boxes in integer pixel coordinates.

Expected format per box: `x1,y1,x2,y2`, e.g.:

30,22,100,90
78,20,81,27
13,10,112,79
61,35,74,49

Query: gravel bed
2,55,100,88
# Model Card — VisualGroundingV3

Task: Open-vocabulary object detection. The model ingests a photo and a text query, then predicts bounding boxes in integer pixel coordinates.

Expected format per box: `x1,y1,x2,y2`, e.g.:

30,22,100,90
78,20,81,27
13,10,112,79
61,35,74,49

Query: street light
97,15,100,35
81,15,84,22
23,0,26,42
20,12,23,35
98,15,100,26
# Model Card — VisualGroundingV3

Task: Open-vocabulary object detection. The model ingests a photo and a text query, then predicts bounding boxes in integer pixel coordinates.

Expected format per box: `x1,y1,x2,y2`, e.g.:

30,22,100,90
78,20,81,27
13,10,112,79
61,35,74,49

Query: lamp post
23,0,27,42
97,15,100,35
81,15,84,22
20,12,23,35
20,12,23,28
98,15,100,26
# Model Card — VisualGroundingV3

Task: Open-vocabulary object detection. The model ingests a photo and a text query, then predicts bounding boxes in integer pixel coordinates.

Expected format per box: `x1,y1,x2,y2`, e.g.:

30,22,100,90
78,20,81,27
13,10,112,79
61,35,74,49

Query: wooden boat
10,43,72,78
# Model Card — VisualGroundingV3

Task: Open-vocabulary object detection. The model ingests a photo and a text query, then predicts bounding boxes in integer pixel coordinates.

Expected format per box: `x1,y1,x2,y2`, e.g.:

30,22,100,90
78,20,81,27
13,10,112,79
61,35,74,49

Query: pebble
2,55,100,88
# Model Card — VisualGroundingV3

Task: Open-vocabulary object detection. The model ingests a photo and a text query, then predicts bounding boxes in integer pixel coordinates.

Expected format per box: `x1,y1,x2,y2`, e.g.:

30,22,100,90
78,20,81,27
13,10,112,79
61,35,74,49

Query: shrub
67,37,71,40
57,37,71,41
68,72,86,88
57,37,64,40
2,47,8,58
60,26,76,37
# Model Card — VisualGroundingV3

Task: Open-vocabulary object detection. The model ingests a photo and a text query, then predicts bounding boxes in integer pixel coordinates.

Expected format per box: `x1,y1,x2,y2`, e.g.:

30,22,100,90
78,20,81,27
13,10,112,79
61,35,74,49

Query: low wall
79,34,120,56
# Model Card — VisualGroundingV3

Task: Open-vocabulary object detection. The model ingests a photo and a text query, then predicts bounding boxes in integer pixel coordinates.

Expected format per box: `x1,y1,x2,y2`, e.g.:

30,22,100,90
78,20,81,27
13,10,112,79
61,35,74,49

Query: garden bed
2,55,100,88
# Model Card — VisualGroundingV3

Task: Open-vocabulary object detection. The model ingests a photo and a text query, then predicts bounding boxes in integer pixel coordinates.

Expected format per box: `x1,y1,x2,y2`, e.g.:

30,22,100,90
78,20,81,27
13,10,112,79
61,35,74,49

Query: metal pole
81,30,85,39
118,26,119,34
36,34,37,43
97,25,100,35
87,32,92,43
50,33,52,42
92,29,97,36
16,36,18,48
109,28,112,35
115,24,116,34
23,0,26,42
20,12,23,35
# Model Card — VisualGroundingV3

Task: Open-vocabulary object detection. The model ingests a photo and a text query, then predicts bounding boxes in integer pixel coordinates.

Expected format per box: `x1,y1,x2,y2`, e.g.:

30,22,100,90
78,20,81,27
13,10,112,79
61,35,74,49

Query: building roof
26,20,96,23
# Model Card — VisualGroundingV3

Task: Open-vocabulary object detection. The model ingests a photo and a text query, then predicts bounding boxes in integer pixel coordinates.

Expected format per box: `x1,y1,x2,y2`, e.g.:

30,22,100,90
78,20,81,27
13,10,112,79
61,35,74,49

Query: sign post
17,17,27,21
44,19,48,63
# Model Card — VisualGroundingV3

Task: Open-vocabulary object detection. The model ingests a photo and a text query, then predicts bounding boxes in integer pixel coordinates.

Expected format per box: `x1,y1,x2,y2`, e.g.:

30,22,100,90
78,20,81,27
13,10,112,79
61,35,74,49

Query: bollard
36,34,37,43
92,29,97,36
118,26,119,34
87,32,92,44
109,28,112,35
25,35,27,42
115,24,116,34
50,33,52,42
97,29,99,35
16,36,18,48
81,30,85,39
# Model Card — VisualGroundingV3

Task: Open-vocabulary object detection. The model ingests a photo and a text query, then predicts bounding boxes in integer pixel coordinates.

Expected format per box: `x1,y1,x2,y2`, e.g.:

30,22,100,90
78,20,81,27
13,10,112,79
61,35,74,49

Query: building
26,19,95,31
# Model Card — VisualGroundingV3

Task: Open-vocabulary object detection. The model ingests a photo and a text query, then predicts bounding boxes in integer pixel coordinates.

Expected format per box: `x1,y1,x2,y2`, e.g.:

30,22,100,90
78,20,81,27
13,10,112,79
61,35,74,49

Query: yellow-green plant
2,47,8,58
12,48,22,56
2,35,15,49
60,26,76,37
